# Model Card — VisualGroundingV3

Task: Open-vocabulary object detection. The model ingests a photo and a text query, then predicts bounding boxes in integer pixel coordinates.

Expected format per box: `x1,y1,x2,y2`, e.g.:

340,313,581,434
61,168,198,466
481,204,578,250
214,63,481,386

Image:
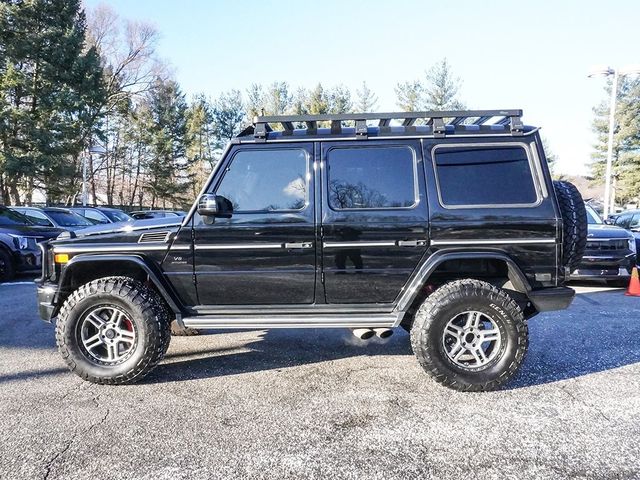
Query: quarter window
433,145,538,207
327,146,416,210
216,149,309,212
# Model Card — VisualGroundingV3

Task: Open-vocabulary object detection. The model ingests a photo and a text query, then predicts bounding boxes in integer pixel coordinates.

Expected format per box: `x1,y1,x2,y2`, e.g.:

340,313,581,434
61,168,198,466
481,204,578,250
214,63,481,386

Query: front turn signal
54,253,70,264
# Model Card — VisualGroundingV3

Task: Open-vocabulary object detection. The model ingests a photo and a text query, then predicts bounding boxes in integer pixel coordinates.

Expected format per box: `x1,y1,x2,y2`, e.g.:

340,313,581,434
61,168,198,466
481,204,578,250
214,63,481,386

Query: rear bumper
36,282,57,322
528,286,575,312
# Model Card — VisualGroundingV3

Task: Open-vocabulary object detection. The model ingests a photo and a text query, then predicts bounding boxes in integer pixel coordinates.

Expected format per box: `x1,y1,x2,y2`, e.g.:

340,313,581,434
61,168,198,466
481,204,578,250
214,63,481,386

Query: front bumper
37,282,57,322
571,252,635,281
13,247,42,273
528,286,575,312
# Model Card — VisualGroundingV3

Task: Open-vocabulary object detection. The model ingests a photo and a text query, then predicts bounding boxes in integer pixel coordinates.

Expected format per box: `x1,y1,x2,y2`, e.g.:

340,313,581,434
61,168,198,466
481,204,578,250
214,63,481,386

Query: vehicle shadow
147,290,640,389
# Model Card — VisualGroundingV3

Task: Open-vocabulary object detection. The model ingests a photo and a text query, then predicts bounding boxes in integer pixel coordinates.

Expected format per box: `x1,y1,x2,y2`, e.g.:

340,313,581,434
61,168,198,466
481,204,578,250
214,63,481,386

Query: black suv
0,206,63,281
36,110,587,391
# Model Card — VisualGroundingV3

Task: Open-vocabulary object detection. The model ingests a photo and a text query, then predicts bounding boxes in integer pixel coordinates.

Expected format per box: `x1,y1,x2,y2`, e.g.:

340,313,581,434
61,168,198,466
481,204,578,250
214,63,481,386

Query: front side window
433,145,538,207
327,146,416,210
216,149,309,212
615,214,632,229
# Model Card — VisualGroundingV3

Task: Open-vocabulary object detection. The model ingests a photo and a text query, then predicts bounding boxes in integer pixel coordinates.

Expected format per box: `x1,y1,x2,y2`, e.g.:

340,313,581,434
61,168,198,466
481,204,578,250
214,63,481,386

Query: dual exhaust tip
351,328,393,340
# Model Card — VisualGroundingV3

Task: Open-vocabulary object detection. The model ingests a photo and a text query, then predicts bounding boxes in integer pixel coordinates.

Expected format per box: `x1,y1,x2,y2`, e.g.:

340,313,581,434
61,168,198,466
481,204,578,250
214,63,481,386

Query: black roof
235,109,533,143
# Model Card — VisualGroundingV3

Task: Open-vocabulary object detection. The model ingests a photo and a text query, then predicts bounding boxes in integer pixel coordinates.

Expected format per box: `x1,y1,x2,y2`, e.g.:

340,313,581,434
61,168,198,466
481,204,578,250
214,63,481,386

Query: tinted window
615,214,632,229
102,209,131,222
327,146,415,210
434,145,538,206
216,149,308,212
631,214,640,229
586,206,602,224
46,210,93,227
0,208,31,226
83,210,110,223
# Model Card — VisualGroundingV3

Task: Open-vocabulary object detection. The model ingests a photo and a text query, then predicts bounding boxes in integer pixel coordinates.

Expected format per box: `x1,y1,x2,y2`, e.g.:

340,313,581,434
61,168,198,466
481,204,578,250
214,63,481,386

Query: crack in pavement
42,392,110,480
558,384,611,422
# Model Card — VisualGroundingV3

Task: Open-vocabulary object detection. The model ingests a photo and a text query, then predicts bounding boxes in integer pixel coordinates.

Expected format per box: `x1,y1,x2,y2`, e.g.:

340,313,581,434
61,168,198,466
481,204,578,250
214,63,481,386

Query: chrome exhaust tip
351,328,375,340
374,327,393,339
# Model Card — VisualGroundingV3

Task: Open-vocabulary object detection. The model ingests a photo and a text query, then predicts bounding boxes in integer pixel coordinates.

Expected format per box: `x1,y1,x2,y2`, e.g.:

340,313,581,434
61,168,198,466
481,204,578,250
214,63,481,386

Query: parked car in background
0,206,63,281
612,209,640,252
130,210,186,220
11,206,94,232
69,207,133,225
570,205,636,285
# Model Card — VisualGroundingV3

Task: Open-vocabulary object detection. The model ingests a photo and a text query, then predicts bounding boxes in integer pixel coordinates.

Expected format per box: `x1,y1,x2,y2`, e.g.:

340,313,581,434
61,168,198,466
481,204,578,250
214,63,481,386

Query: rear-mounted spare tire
553,180,587,272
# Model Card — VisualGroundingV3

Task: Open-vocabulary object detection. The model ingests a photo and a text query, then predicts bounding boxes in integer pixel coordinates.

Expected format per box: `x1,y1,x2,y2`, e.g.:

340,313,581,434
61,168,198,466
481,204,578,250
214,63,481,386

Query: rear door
193,144,316,305
320,141,429,304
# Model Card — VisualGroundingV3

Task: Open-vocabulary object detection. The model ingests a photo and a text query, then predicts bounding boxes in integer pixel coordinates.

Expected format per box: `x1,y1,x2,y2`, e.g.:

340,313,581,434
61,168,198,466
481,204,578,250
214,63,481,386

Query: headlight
9,234,29,250
629,237,637,254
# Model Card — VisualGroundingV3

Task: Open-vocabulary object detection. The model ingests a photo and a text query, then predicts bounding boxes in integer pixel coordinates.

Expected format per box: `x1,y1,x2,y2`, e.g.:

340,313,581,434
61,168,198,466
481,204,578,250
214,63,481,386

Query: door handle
284,242,313,249
397,240,427,247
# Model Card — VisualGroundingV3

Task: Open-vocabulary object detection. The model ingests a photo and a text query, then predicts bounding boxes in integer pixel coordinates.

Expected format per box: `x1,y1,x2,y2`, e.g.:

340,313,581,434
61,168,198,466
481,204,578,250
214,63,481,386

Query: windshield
46,210,94,227
586,205,602,224
0,208,32,226
102,209,132,222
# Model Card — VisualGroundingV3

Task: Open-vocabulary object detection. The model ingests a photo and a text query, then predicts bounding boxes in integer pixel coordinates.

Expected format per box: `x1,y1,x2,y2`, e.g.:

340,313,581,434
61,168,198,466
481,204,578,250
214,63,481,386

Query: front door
320,141,429,304
194,144,316,305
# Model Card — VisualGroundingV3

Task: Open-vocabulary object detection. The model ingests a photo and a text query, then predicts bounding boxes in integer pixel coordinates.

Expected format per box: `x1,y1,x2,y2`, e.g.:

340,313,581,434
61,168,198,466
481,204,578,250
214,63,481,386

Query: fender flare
394,249,532,313
55,254,184,319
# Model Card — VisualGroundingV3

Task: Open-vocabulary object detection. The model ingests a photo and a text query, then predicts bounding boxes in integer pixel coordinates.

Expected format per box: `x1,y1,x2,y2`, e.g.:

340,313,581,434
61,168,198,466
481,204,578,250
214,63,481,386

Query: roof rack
249,109,524,141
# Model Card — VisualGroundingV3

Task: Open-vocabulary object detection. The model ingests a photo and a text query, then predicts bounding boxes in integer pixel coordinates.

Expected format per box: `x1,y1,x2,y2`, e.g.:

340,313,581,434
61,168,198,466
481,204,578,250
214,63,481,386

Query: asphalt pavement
0,278,639,479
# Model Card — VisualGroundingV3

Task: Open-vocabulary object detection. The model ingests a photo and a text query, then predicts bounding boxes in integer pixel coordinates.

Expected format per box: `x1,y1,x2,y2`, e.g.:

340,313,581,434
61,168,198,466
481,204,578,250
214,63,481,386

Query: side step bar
182,313,400,329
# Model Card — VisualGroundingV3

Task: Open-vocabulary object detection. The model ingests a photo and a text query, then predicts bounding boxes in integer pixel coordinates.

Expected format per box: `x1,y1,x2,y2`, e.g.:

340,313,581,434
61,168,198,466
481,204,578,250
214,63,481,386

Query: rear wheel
410,279,528,392
0,248,15,282
56,276,171,384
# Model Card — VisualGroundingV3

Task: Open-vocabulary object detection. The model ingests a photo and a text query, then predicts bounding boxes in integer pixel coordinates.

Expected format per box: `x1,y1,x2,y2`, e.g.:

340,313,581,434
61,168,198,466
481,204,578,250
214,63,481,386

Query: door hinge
321,272,325,284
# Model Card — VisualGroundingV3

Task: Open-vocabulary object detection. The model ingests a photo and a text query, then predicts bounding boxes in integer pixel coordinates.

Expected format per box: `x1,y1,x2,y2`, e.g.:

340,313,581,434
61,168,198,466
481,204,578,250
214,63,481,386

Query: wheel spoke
110,310,123,328
445,323,462,337
118,329,135,344
471,347,487,365
480,328,500,343
83,333,103,351
85,312,105,329
106,344,120,362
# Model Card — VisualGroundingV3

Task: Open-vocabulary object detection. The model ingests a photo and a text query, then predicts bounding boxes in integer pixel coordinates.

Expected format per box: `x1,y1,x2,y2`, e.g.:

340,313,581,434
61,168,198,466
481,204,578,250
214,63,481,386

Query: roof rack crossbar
251,110,524,139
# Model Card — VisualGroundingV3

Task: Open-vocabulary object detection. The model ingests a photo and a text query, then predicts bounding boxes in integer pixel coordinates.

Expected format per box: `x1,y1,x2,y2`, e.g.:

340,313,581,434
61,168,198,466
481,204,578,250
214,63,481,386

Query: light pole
588,65,640,218
82,145,106,206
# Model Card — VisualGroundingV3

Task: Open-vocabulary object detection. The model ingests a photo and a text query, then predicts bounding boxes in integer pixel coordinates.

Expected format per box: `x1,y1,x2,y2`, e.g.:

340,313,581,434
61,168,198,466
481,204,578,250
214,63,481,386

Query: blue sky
84,0,640,175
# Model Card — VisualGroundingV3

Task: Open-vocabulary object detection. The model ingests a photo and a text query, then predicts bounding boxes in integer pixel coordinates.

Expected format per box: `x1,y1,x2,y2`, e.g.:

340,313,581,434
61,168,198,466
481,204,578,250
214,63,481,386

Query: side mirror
197,194,233,218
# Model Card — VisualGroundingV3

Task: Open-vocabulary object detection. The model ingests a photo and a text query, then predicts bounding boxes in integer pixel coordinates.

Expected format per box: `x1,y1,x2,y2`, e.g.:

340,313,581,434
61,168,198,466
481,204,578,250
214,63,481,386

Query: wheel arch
395,250,532,317
54,254,184,319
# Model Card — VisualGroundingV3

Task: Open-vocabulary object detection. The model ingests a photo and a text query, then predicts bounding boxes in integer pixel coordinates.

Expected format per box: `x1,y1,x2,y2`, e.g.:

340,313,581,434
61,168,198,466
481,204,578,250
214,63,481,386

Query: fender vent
138,231,171,243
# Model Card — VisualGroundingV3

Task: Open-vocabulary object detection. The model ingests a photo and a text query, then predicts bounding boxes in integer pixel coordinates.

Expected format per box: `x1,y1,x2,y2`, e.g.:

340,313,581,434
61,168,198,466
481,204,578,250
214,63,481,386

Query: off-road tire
553,180,587,272
56,276,171,385
410,279,528,392
0,248,15,282
171,320,200,336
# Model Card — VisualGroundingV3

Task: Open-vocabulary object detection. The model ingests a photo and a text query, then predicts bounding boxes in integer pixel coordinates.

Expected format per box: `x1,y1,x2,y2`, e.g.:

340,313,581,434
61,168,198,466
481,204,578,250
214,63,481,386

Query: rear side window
327,146,416,210
433,144,538,207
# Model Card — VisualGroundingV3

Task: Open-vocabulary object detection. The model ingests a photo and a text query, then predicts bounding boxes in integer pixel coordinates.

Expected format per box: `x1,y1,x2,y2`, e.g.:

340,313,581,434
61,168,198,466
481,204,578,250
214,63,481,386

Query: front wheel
56,276,171,384
410,279,528,392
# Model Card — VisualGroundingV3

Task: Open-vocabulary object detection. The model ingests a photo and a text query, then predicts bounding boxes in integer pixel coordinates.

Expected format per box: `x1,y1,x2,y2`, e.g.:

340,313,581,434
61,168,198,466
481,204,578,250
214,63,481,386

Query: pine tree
423,58,465,110
591,76,640,205
0,0,105,204
355,81,378,112
395,80,423,112
145,78,189,208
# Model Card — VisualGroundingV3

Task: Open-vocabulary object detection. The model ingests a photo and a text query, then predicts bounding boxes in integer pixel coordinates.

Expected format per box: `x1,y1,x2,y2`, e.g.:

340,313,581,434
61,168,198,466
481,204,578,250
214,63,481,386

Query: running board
182,313,400,329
